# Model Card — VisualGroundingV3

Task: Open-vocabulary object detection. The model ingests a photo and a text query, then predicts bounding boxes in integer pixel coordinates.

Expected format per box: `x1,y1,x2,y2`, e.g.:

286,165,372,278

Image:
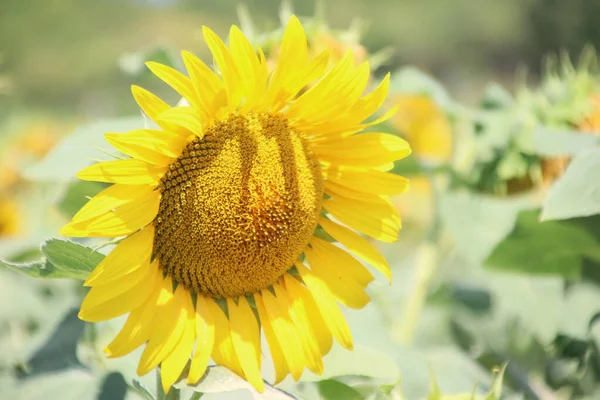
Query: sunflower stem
397,168,442,345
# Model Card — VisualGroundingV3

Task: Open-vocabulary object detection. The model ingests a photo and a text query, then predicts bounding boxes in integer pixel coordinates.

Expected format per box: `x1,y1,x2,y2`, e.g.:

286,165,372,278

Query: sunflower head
391,95,452,164
61,16,410,394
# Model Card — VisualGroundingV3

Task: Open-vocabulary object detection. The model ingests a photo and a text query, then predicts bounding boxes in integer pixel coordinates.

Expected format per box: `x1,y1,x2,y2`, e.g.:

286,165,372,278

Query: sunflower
61,16,410,393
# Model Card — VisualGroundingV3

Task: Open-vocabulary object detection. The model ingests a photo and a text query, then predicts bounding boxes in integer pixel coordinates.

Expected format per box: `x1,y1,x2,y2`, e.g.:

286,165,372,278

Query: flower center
153,112,324,298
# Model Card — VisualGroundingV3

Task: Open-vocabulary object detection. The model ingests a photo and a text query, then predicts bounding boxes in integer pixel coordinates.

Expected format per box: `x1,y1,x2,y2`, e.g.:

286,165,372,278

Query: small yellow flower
61,17,410,393
391,95,452,163
0,197,20,237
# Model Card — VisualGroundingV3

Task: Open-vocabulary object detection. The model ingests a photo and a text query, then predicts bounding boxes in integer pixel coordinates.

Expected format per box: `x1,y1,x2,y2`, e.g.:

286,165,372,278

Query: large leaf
14,308,85,378
175,366,296,399
3,369,97,400
23,117,145,182
485,210,597,278
530,126,599,157
439,192,535,265
301,344,401,384
541,147,600,220
1,239,104,280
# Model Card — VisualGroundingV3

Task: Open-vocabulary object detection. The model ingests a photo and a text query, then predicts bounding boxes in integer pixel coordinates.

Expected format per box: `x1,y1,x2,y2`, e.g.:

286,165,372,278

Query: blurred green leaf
302,344,401,384
485,210,597,278
530,126,599,157
175,366,295,399
1,239,103,280
23,117,144,182
98,372,128,400
131,379,156,400
541,148,600,221
14,308,85,378
3,369,97,400
318,379,363,400
439,192,535,265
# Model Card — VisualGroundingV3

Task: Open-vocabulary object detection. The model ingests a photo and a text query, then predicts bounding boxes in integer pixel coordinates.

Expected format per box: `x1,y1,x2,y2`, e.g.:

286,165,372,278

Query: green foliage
485,210,599,278
541,148,600,221
1,239,104,280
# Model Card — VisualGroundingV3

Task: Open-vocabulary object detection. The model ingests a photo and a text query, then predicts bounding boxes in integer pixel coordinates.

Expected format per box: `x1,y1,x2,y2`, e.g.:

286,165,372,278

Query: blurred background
2,0,600,399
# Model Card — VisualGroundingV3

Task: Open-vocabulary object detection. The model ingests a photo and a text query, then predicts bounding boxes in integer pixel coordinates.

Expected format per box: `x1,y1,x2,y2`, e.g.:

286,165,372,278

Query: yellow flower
391,95,452,163
578,94,600,132
0,197,20,237
60,17,410,393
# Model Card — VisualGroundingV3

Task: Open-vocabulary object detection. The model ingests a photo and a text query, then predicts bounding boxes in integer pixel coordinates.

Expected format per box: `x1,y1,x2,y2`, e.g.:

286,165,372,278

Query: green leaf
541,148,600,220
3,369,98,400
23,117,144,182
42,239,104,278
301,344,401,384
439,191,535,265
131,379,156,400
1,239,104,280
530,126,599,157
14,308,85,378
485,210,597,278
318,379,363,400
175,366,296,399
98,372,128,400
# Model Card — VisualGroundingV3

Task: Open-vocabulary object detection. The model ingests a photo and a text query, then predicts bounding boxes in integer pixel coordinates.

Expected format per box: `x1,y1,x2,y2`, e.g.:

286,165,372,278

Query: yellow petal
323,195,400,243
137,284,188,376
310,237,374,286
61,189,160,238
104,129,187,166
181,50,226,117
160,292,196,393
284,274,333,356
228,297,264,392
207,299,245,379
157,106,204,139
323,166,410,196
202,26,242,110
275,281,323,375
131,85,184,134
76,158,166,185
146,61,201,111
70,184,154,225
187,295,216,384
319,218,391,281
78,263,159,322
258,289,305,381
304,239,371,310
283,274,333,357
104,270,170,358
85,226,154,286
254,293,290,384
261,16,309,110
296,263,353,350
313,133,411,169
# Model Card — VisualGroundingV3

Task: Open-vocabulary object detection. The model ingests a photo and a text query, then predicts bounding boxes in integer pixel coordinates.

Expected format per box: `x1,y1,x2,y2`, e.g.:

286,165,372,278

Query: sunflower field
1,1,600,399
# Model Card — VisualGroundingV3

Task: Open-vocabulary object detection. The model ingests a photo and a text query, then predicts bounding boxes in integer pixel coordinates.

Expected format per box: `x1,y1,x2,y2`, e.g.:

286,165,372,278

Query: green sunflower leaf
541,147,600,221
175,365,296,399
529,126,599,157
0,239,103,280
318,379,363,400
484,210,597,278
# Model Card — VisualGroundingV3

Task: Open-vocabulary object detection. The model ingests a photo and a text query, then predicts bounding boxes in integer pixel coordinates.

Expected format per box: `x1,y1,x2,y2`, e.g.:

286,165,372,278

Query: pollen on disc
153,112,324,298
